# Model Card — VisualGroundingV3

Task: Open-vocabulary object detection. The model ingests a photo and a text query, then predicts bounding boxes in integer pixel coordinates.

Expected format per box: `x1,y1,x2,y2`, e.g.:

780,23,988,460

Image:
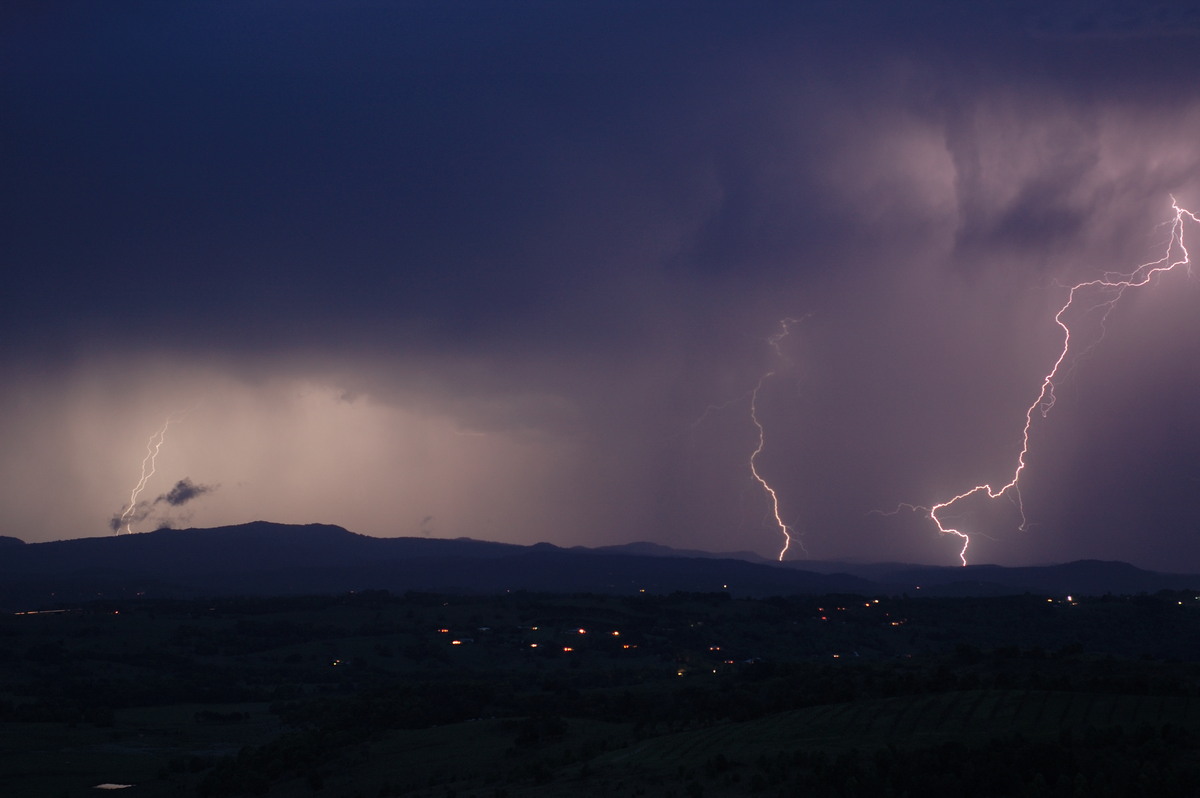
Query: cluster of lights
440,624,631,655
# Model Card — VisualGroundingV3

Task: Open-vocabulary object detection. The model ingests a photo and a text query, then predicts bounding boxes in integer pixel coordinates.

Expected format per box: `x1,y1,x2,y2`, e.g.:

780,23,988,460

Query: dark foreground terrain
3,588,1200,797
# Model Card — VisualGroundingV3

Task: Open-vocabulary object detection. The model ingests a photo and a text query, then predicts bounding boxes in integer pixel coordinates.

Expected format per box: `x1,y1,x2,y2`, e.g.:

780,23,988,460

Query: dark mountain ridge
0,522,1196,610
0,522,523,576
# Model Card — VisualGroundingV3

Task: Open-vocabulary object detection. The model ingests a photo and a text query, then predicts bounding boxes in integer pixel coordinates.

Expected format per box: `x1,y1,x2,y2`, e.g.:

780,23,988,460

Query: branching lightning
115,406,198,534
117,418,174,534
906,199,1198,565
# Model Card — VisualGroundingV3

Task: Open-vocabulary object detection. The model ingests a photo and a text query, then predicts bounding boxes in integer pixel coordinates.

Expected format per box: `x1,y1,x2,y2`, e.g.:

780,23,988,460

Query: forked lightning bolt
117,418,173,534
911,199,1197,565
116,409,195,534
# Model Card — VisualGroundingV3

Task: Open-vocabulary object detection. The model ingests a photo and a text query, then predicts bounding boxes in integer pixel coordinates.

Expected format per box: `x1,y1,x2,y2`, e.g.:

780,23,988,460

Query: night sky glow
4,2,1200,569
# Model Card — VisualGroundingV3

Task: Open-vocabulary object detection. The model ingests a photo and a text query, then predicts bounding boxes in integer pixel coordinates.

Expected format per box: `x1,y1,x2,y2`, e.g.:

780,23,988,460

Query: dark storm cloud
5,2,1200,567
1,3,911,355
4,1,1192,361
157,478,216,508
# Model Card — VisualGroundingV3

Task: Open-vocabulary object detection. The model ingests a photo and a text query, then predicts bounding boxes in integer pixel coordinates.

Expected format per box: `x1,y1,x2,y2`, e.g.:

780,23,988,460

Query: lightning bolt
749,317,807,562
117,418,173,534
909,199,1197,565
749,371,795,561
116,406,198,534
689,317,807,560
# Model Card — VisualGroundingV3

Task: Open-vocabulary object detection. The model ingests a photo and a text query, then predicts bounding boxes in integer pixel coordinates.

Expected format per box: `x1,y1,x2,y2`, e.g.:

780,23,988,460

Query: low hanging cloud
108,477,218,532
157,478,216,507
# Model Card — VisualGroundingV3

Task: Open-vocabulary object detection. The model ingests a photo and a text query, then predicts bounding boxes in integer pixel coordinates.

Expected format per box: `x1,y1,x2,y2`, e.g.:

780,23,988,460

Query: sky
4,1,1200,570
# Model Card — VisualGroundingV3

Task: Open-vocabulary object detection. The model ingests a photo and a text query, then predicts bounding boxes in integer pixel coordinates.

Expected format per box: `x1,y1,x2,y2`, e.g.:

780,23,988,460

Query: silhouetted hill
785,558,1200,597
591,541,771,563
0,522,871,609
2,521,533,574
2,522,1198,610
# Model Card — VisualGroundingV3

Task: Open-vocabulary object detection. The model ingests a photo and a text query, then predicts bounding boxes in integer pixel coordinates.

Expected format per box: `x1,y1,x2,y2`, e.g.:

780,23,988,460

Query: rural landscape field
4,585,1200,796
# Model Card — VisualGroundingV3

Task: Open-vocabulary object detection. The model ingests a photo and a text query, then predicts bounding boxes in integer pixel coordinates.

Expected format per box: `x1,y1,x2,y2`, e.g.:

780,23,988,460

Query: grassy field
4,591,1200,796
206,689,1200,797
0,703,282,798
602,689,1200,764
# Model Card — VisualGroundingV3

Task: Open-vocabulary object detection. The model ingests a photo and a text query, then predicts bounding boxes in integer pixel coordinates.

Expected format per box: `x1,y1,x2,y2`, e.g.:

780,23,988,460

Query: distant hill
590,540,771,563
0,522,1197,610
782,558,1200,598
0,522,871,609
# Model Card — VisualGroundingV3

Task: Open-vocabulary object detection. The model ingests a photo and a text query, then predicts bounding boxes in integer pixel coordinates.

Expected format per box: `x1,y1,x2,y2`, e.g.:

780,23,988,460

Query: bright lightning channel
117,415,179,534
912,199,1197,565
749,371,794,561
750,317,806,562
